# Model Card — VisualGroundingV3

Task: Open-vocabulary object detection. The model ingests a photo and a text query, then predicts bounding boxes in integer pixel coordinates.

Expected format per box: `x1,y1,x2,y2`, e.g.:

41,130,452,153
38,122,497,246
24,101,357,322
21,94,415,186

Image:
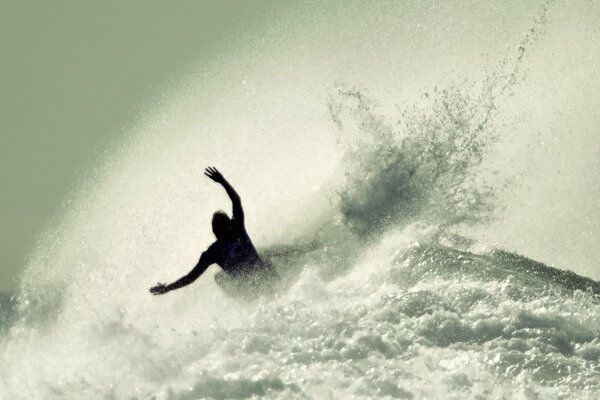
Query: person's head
212,210,231,240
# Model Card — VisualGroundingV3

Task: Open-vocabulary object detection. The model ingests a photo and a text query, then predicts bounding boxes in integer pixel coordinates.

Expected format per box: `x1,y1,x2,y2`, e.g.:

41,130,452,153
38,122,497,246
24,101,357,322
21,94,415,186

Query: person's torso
211,226,262,275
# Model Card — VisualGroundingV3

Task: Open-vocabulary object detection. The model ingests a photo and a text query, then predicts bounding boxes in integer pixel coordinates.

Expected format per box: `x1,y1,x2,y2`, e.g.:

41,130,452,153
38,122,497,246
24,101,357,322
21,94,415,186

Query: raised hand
149,282,169,295
204,166,224,183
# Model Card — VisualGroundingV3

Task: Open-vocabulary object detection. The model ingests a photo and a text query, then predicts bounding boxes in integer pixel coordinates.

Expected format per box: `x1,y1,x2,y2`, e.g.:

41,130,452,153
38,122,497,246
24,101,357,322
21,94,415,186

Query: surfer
149,167,278,297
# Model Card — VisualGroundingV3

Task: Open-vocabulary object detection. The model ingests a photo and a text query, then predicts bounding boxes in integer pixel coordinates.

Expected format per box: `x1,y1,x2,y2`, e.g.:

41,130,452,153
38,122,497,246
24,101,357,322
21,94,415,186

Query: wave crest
329,85,502,237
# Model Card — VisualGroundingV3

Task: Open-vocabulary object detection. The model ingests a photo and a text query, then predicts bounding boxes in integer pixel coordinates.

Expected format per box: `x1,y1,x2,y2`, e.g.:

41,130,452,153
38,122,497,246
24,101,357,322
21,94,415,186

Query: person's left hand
204,166,224,183
150,282,169,295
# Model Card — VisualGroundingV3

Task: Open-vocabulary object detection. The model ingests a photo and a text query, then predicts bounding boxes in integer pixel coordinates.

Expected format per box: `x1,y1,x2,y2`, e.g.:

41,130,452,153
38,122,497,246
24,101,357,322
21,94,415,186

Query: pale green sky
0,1,284,292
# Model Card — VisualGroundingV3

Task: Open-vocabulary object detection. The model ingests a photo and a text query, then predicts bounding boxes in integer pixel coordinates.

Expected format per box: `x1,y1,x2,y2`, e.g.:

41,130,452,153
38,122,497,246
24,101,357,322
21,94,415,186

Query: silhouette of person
150,167,278,297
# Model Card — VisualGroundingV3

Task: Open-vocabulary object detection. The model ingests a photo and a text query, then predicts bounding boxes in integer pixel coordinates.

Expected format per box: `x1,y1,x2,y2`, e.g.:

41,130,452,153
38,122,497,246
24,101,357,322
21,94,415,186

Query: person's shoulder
231,215,245,228
203,241,221,257
231,222,250,239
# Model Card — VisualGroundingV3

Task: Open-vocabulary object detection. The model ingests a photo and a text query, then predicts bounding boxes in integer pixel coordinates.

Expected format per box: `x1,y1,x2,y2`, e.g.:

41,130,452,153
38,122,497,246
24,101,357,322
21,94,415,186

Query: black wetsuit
203,216,267,278
206,217,277,297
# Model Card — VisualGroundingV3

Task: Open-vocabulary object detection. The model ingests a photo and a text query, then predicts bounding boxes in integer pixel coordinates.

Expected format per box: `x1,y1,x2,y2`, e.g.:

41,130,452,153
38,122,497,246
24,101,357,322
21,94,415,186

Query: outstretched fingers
149,282,167,295
204,166,223,182
204,166,215,176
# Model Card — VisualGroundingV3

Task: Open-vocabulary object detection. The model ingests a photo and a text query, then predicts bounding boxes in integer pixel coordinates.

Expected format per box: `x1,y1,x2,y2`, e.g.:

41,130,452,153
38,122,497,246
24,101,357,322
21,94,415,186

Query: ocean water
2,1,600,399
2,223,599,399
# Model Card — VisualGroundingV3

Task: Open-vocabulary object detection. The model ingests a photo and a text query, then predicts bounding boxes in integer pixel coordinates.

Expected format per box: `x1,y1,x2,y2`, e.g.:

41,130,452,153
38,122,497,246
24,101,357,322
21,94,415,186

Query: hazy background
1,0,599,294
0,1,286,293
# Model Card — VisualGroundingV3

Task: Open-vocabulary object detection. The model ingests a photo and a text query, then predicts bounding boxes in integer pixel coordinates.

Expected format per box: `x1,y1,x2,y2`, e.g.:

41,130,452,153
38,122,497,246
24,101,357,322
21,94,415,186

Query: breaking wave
2,2,599,399
2,224,599,400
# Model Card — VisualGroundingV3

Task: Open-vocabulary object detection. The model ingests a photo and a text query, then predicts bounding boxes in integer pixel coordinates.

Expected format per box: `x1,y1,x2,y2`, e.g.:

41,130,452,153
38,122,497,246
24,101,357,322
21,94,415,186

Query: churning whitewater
2,2,600,399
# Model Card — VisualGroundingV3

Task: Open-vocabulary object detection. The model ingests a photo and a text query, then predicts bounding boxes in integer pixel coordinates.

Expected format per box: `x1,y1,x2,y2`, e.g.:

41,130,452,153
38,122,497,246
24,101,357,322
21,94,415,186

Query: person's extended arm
204,166,244,222
150,251,212,295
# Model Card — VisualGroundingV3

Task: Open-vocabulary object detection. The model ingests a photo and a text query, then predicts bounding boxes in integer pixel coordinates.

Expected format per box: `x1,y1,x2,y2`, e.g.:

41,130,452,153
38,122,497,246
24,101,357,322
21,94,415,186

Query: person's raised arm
149,250,213,295
204,166,244,223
